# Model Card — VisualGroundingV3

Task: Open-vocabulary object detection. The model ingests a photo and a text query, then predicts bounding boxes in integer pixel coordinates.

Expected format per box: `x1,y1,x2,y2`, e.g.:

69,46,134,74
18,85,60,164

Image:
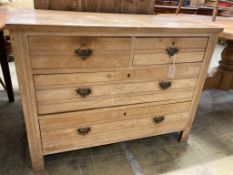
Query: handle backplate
77,127,91,135
76,88,92,98
165,47,179,57
159,81,172,90
75,48,93,60
153,116,165,124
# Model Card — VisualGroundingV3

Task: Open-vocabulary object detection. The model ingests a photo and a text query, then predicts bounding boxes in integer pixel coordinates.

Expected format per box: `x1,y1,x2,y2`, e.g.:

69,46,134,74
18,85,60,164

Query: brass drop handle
153,116,165,124
159,81,172,90
76,88,92,98
165,47,179,57
75,48,93,60
77,127,91,135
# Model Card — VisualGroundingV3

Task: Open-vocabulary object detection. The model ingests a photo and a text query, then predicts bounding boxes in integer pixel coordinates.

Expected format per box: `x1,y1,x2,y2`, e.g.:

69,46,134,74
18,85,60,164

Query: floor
1,45,233,175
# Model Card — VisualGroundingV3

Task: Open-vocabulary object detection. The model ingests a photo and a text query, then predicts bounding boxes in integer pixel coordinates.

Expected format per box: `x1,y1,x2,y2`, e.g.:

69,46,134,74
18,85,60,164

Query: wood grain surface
34,0,154,14
7,9,222,171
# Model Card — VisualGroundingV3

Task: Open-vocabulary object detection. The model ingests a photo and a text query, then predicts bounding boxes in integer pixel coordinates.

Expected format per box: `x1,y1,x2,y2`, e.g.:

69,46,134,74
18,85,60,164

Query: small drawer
40,101,191,155
29,36,131,69
133,37,208,66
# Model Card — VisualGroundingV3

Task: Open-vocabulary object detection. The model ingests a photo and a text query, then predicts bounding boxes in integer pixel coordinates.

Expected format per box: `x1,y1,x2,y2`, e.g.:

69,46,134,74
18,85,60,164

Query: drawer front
37,90,194,114
134,52,205,66
134,37,208,50
29,36,131,69
40,101,191,154
133,37,208,66
34,63,201,87
36,78,198,103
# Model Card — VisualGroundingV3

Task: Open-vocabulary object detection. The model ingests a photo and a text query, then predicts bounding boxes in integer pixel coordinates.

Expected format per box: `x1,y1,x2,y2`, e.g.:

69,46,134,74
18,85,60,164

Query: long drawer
35,63,200,114
29,36,131,69
40,101,191,155
37,90,194,114
36,78,197,103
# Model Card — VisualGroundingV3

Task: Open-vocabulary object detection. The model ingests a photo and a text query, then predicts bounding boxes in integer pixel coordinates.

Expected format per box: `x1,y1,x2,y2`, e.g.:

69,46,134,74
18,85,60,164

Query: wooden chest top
6,9,223,33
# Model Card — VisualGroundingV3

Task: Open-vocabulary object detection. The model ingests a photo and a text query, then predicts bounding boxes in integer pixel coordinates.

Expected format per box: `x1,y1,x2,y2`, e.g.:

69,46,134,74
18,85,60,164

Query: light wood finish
42,112,189,155
39,101,192,131
154,14,233,91
6,10,222,34
134,37,208,66
155,14,232,41
0,7,16,30
34,0,155,14
29,36,131,69
7,9,222,171
29,36,132,52
134,52,205,66
134,37,208,50
180,35,219,141
158,14,233,91
31,54,130,69
36,78,198,102
37,90,195,115
40,101,191,155
10,32,44,171
34,63,202,86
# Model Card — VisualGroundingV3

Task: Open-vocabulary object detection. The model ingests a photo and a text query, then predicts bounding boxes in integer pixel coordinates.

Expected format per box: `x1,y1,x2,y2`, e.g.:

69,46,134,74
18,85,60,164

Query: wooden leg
179,131,189,142
204,40,233,90
31,157,45,171
0,30,15,102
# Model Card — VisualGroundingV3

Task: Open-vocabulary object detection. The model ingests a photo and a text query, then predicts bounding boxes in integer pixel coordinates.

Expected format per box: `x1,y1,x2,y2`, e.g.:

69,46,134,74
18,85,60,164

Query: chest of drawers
7,10,222,171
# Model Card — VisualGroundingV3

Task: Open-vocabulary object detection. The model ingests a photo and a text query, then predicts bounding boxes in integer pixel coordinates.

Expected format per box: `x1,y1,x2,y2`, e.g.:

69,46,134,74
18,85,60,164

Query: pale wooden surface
0,7,15,30
36,78,198,101
34,63,202,86
10,32,44,171
2,8,232,39
156,14,233,40
41,111,189,155
6,9,222,33
180,35,219,141
37,90,195,114
7,9,222,171
39,101,191,131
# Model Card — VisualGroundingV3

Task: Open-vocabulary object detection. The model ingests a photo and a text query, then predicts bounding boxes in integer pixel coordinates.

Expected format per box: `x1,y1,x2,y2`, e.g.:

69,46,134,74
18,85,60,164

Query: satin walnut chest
7,10,223,171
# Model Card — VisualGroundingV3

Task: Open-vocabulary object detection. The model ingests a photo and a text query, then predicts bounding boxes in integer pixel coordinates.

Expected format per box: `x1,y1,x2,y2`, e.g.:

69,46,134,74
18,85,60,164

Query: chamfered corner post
10,31,45,171
179,35,219,143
